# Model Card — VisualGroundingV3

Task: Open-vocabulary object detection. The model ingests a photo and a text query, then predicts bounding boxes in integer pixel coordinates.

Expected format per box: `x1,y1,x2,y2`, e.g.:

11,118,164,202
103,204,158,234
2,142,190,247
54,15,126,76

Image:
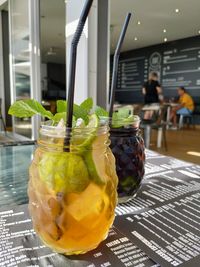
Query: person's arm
142,87,146,95
174,98,184,110
156,84,162,95
175,96,185,110
174,103,184,111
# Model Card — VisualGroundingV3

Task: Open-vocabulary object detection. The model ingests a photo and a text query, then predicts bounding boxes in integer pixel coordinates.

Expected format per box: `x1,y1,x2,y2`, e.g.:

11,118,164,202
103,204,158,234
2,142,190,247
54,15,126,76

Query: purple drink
110,116,145,203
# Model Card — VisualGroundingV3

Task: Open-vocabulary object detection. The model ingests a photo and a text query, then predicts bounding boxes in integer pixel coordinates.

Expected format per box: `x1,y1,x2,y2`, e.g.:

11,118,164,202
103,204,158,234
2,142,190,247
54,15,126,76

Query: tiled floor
150,127,200,165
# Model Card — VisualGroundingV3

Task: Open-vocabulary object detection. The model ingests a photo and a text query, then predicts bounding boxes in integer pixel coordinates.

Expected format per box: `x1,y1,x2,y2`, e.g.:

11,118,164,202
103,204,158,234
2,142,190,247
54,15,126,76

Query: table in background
141,104,165,149
141,104,161,112
1,144,200,267
164,102,180,129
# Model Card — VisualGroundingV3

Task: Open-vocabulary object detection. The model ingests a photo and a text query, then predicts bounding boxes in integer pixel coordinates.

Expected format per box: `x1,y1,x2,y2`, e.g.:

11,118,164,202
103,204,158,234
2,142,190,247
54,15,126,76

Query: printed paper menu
116,192,200,267
0,205,157,267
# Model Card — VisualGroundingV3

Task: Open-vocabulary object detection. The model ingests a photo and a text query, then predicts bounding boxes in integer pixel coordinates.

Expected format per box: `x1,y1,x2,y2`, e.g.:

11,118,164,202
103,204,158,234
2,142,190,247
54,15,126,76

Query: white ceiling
40,0,200,63
110,0,200,53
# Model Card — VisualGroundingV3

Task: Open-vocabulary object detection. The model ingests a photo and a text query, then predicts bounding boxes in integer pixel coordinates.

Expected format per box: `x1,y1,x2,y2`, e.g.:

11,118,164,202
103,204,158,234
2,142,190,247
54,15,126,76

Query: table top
142,104,161,111
0,131,35,147
163,102,180,107
142,103,180,111
0,145,34,206
0,144,200,267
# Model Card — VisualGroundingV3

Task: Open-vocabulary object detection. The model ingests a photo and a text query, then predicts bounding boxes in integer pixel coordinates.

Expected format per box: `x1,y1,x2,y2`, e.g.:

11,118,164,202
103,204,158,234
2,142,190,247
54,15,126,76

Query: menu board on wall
114,35,200,103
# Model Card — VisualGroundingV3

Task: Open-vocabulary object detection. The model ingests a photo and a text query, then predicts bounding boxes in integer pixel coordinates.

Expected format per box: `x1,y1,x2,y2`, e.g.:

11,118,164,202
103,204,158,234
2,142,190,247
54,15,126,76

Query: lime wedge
38,152,90,193
71,114,99,150
86,114,99,128
84,133,109,185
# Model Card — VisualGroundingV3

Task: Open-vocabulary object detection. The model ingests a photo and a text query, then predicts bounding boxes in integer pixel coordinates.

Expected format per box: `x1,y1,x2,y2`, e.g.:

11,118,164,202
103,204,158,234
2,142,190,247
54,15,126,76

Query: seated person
170,87,194,129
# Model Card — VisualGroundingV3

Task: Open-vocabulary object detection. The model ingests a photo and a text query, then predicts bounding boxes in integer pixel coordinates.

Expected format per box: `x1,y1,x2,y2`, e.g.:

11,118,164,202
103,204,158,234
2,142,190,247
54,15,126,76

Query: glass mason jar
28,123,118,255
109,116,145,203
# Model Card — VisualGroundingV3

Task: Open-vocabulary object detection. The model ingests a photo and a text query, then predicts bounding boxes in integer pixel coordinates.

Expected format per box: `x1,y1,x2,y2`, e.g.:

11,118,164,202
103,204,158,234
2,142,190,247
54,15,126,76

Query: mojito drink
28,122,118,255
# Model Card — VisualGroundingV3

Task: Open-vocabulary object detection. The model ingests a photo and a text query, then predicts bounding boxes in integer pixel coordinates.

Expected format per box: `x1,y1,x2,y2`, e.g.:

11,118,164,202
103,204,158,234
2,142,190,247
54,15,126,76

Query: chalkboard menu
113,35,200,104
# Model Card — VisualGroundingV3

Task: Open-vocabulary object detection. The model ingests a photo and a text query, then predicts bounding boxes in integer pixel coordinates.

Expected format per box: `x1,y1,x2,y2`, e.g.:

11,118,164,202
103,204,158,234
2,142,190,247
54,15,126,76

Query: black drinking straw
64,0,93,148
109,13,132,118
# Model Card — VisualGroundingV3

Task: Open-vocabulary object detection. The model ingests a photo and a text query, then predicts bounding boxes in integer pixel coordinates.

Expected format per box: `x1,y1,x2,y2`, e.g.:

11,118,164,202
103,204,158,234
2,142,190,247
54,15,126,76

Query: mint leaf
53,112,66,123
57,100,66,113
112,112,137,128
117,107,130,119
123,115,139,125
95,106,108,118
111,107,132,128
74,104,89,124
56,100,89,124
80,98,93,113
8,99,53,119
111,112,122,128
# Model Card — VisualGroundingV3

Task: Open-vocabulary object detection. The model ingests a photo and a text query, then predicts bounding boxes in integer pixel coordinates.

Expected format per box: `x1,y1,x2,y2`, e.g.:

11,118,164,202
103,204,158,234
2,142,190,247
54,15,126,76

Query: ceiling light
163,29,167,33
137,21,141,25
175,8,180,13
134,37,138,41
164,38,167,42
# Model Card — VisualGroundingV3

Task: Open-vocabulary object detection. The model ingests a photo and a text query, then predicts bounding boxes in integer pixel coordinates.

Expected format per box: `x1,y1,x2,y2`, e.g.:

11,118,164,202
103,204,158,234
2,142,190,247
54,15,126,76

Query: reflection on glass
10,0,32,137
0,145,34,206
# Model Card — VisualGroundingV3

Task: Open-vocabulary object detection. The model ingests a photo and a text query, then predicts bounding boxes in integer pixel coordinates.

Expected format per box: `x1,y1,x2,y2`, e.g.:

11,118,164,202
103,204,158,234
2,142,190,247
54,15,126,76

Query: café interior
0,0,200,265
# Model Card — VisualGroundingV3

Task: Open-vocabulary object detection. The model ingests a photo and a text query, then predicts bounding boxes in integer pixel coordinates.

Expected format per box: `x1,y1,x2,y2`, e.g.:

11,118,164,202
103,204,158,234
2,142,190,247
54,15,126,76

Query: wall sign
113,35,200,103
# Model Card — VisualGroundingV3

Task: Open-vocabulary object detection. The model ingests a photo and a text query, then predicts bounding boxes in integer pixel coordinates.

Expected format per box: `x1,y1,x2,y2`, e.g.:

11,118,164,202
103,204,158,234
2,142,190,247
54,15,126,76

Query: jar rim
40,121,109,138
99,115,141,129
100,115,140,122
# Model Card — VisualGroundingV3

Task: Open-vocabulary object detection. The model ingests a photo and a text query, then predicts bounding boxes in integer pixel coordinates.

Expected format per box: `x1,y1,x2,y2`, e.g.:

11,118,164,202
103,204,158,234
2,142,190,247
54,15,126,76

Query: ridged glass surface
0,145,35,206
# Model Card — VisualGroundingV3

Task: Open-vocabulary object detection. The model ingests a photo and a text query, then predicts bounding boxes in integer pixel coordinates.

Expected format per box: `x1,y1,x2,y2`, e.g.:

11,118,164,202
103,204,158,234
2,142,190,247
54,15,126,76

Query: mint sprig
95,106,109,118
56,100,89,124
56,100,66,113
117,107,130,119
80,98,93,113
52,112,66,123
8,99,92,126
8,99,53,120
111,107,136,128
8,98,137,129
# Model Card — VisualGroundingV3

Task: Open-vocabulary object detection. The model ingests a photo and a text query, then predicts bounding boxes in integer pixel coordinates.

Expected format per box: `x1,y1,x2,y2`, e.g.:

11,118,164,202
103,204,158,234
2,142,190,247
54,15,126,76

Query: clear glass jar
110,116,145,203
28,124,118,255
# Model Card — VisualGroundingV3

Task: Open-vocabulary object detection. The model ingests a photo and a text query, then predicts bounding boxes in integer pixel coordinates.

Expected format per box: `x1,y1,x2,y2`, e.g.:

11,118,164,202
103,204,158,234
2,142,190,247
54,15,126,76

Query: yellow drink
28,124,118,255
